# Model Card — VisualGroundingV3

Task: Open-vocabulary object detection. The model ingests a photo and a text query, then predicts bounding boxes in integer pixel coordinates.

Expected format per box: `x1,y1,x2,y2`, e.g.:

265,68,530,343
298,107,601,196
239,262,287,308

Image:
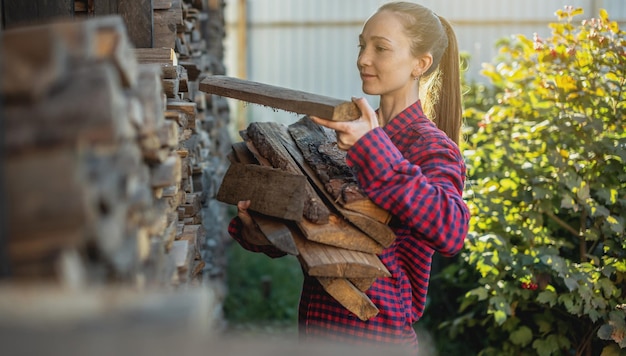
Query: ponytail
421,16,462,146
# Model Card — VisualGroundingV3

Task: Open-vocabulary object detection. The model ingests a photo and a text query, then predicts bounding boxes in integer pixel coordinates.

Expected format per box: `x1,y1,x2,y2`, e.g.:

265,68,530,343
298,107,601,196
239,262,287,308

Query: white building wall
222,0,626,127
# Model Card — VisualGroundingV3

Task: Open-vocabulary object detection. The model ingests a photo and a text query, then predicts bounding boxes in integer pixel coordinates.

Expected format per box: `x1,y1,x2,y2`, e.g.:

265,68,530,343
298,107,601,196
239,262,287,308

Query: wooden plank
291,227,390,279
199,76,360,122
154,0,173,10
297,214,383,255
118,0,153,48
317,277,379,321
216,162,306,222
153,0,183,48
135,48,178,66
94,0,118,15
2,0,73,29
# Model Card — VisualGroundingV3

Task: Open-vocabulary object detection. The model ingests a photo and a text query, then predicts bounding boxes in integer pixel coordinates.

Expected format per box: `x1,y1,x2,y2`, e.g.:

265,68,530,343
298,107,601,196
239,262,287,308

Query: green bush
223,241,303,334
438,6,626,356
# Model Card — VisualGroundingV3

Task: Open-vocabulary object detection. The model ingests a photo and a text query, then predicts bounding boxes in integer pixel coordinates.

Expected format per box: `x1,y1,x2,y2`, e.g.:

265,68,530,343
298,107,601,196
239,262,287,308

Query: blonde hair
377,2,462,146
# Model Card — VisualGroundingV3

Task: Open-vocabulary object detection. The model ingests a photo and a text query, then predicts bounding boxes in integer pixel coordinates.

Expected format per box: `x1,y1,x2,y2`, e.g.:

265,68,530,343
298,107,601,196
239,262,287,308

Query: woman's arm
347,128,469,256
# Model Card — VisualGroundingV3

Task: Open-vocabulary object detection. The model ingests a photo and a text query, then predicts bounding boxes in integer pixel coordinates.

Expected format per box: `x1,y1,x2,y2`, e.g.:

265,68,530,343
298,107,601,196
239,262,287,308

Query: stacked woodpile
216,115,396,320
0,0,232,332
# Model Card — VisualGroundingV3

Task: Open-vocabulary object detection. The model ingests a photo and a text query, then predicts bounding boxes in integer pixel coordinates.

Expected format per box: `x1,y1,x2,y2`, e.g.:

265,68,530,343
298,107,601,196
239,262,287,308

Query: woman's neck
378,89,419,126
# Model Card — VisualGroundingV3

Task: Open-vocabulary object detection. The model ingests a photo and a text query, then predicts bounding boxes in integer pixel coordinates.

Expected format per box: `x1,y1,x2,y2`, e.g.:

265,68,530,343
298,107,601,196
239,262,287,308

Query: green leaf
600,344,624,356
536,290,557,306
493,310,507,325
597,324,614,340
564,277,578,291
510,326,533,346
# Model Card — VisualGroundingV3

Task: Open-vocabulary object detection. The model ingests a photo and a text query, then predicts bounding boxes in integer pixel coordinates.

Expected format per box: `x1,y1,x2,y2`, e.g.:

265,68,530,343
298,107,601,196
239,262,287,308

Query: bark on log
288,116,391,224
280,120,397,248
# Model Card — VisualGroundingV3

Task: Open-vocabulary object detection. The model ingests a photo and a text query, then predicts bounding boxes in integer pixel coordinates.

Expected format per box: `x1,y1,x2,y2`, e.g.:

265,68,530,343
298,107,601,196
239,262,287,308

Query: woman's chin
361,85,377,96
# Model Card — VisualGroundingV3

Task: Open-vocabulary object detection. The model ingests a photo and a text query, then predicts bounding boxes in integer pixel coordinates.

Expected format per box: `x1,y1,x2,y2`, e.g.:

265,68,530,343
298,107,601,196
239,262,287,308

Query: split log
229,142,299,256
153,0,183,48
157,120,180,148
317,277,379,321
291,227,390,279
135,47,178,66
288,116,391,224
297,216,383,255
244,122,330,224
163,78,180,98
151,154,182,188
1,15,138,101
4,63,134,154
249,212,299,256
241,129,382,254
280,121,397,248
216,162,306,222
133,64,165,153
199,75,360,122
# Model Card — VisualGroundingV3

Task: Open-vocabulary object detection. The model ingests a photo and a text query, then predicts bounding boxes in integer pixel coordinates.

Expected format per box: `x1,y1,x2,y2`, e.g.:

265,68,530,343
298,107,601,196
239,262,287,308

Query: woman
229,1,470,353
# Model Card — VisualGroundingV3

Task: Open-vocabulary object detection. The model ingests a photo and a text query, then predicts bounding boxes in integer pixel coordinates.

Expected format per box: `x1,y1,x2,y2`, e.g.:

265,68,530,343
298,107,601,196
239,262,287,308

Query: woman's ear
413,53,433,77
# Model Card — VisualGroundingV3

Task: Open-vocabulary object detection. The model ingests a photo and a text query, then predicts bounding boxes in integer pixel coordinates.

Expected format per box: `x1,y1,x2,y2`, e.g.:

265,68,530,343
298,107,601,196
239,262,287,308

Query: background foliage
427,6,626,356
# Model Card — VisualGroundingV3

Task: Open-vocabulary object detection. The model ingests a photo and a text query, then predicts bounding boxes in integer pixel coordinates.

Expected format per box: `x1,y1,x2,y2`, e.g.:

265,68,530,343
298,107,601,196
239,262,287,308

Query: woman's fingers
310,97,378,151
352,96,378,127
309,115,343,130
236,200,271,246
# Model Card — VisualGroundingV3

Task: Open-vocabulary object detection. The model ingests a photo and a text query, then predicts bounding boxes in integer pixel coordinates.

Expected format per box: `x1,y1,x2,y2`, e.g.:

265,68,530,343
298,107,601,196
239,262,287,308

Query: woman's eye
376,46,386,52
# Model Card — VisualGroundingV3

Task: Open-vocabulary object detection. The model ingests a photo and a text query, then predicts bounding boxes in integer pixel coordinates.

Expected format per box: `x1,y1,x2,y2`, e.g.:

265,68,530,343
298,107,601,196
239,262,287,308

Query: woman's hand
309,97,379,150
237,200,271,246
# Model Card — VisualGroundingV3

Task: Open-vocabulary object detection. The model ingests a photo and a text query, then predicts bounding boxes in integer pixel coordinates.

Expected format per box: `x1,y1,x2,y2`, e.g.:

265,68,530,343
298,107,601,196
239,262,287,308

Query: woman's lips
360,73,376,80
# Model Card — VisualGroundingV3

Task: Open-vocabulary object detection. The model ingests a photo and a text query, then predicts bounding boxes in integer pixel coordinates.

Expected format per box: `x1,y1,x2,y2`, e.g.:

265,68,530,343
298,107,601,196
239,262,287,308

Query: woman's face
357,10,420,98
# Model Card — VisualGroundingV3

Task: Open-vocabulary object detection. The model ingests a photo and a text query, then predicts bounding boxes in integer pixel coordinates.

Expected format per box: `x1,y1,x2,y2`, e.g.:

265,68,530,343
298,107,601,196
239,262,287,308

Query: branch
544,210,580,237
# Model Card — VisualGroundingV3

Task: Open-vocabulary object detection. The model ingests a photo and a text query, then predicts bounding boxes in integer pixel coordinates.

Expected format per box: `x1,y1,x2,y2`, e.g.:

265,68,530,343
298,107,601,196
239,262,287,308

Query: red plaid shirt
228,100,469,353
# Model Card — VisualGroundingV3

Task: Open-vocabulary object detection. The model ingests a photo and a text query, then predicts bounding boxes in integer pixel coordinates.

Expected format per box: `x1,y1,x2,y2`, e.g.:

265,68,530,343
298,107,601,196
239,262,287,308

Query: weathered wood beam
2,0,73,29
216,162,306,222
317,277,379,321
199,75,360,122
118,0,153,48
291,227,390,279
244,122,330,224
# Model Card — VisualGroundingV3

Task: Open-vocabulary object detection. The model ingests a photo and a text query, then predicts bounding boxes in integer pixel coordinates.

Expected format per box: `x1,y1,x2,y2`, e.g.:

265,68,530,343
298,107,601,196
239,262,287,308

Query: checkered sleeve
346,127,469,256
